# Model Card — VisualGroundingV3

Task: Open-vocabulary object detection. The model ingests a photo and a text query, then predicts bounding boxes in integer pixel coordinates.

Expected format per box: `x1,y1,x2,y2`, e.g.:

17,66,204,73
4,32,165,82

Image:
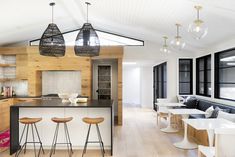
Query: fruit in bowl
58,93,78,103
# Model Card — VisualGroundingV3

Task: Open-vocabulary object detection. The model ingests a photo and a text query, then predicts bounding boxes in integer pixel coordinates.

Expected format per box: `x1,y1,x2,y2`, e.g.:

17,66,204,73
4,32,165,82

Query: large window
196,55,211,97
215,48,235,101
153,62,167,109
179,59,193,95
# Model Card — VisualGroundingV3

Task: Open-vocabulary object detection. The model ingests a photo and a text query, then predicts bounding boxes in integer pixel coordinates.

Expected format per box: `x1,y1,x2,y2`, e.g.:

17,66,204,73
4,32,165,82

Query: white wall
123,66,141,106
140,66,153,108
124,41,196,108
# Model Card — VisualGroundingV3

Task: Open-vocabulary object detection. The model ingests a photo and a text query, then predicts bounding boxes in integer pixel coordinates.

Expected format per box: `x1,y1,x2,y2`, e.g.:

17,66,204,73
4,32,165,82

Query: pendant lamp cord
86,2,90,23
87,3,88,23
164,37,167,45
49,2,55,24
197,8,199,20
176,25,179,37
52,4,54,23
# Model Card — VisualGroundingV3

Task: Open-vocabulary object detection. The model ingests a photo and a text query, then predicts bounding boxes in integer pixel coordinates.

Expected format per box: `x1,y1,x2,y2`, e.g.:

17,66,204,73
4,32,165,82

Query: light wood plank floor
1,107,197,157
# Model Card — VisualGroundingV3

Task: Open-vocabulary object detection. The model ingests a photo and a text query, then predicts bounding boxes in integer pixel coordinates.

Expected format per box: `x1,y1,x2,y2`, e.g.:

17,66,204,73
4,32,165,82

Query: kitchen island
10,98,114,155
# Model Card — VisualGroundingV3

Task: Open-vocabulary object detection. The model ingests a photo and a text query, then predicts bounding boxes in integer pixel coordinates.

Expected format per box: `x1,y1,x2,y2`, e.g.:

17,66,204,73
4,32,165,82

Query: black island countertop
0,95,41,100
11,98,113,108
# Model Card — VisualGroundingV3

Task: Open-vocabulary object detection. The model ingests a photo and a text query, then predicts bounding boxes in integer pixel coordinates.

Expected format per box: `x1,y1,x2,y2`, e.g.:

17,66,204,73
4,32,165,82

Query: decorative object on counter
1,86,15,97
58,93,78,103
160,36,170,53
39,2,65,57
170,23,186,50
188,6,208,40
69,97,78,104
77,97,88,103
74,2,100,57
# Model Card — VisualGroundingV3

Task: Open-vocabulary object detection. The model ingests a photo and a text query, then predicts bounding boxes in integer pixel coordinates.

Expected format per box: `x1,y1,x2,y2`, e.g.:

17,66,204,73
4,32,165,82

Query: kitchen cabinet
0,99,13,132
0,98,39,132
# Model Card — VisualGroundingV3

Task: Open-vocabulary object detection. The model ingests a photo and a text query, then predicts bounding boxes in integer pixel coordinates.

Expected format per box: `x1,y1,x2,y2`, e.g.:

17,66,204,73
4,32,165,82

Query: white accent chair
198,128,235,157
156,99,169,127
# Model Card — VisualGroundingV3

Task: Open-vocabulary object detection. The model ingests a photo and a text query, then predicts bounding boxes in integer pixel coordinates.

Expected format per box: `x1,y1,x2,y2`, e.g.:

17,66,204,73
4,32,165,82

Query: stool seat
51,117,73,123
82,117,104,124
19,117,42,124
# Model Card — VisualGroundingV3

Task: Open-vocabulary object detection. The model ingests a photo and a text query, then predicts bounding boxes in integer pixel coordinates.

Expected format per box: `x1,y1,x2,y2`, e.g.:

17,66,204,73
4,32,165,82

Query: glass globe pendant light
170,24,186,50
74,2,100,57
39,2,65,57
188,6,208,40
160,36,170,53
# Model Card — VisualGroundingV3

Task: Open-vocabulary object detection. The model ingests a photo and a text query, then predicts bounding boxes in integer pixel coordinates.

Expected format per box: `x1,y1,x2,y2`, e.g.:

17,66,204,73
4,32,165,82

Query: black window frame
153,62,167,110
215,48,235,101
179,59,193,95
196,55,211,97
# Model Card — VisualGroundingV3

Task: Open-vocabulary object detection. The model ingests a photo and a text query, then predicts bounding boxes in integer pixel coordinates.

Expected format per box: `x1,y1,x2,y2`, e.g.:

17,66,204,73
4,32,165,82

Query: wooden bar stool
82,117,105,157
15,117,44,157
50,117,73,157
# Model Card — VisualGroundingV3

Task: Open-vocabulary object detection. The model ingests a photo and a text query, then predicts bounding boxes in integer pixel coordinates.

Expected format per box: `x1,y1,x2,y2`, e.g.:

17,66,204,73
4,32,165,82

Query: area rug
0,130,10,148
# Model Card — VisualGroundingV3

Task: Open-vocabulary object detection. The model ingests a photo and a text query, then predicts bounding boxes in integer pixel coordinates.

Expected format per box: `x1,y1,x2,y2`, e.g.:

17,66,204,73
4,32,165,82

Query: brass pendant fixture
188,6,208,40
160,36,170,53
170,23,186,50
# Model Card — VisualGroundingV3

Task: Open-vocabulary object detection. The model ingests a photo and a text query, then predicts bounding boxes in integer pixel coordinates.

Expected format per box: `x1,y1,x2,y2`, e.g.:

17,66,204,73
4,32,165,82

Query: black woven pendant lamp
39,2,65,57
74,2,100,57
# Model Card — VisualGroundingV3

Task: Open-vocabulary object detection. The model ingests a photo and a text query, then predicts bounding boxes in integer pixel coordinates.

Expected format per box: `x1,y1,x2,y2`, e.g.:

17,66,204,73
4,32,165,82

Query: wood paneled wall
27,46,92,97
26,46,123,125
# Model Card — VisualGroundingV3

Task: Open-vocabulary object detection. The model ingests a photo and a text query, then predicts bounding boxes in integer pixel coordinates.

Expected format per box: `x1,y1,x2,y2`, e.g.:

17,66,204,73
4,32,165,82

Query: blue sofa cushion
184,97,198,109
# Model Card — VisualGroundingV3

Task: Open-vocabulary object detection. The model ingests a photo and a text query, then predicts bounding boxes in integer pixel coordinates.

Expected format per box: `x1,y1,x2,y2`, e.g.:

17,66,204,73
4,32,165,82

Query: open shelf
0,63,16,67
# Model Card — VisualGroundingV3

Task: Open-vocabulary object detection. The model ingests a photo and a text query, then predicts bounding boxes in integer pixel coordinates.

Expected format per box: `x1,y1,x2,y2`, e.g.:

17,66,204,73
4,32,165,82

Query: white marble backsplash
1,80,28,96
42,71,81,95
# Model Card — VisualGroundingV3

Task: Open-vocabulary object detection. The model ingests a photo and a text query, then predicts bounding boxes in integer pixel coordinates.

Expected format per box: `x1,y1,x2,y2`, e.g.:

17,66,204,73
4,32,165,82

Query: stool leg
64,123,71,157
82,124,91,157
31,124,37,157
65,123,73,154
53,123,60,154
34,123,45,156
24,124,30,154
96,124,105,157
50,123,59,157
15,124,27,157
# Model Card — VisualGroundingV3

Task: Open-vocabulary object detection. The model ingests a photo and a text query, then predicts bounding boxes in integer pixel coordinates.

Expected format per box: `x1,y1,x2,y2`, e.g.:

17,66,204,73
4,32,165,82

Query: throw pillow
205,106,214,118
217,111,235,123
210,107,230,118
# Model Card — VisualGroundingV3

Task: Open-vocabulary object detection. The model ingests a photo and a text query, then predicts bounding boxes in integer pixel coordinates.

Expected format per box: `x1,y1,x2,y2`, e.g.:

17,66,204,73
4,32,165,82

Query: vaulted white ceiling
1,0,235,53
